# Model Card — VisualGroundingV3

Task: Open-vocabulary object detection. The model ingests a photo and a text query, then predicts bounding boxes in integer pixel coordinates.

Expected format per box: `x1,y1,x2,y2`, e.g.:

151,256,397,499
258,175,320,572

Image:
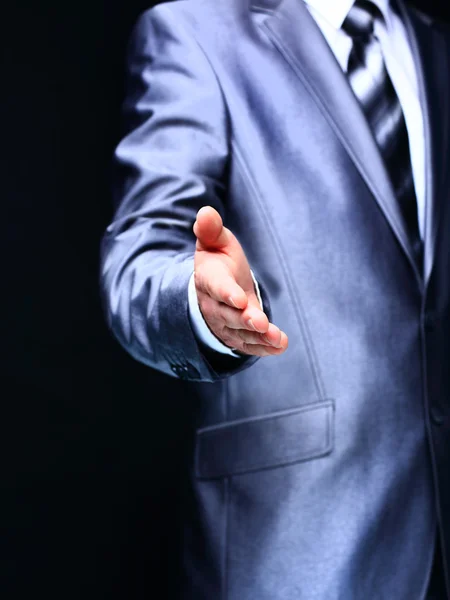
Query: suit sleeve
99,6,264,382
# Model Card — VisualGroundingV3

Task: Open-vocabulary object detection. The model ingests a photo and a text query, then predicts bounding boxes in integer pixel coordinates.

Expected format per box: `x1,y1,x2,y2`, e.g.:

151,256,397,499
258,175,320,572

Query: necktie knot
342,1,380,38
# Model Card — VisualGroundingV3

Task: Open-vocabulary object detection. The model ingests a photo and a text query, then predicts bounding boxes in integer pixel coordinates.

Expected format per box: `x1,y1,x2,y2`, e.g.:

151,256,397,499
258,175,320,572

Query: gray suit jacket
100,1,450,597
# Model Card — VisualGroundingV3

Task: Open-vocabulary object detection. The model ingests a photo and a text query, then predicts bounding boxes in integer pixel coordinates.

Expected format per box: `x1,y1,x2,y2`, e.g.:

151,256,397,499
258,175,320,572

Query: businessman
100,0,450,597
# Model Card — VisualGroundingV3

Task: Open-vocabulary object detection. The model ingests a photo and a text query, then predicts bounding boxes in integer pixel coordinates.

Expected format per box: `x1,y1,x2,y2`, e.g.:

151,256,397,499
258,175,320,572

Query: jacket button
170,362,199,380
185,363,200,379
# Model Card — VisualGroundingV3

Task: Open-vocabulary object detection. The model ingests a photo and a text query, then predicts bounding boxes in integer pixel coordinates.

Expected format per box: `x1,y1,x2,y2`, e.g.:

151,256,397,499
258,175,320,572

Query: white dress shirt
188,0,426,356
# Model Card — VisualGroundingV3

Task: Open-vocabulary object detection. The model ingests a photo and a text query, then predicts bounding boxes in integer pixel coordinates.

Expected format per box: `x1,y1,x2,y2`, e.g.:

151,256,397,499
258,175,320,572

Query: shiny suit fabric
100,1,450,598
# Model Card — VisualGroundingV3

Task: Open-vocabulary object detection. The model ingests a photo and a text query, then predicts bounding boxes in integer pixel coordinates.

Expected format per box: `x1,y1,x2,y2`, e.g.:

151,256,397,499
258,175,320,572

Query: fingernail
228,296,238,308
264,335,281,348
247,318,257,331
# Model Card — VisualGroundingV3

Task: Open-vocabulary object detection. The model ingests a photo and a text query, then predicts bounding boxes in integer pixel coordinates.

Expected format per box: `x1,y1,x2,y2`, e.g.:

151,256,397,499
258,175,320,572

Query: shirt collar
302,0,391,30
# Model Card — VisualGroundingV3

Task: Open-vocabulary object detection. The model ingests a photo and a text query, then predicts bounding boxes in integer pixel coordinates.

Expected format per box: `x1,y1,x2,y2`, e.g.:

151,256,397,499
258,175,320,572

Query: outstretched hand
193,206,288,357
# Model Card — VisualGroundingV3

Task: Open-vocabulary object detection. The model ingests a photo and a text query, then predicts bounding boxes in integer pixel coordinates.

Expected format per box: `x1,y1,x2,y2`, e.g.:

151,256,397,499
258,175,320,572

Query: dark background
1,1,449,598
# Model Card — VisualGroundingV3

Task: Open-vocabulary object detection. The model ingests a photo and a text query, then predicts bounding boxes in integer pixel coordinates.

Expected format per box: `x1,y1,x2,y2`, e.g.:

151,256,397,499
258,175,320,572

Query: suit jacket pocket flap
195,400,334,479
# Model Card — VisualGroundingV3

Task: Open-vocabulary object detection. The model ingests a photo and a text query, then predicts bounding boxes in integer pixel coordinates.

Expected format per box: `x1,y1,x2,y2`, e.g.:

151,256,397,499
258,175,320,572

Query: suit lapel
398,2,450,285
260,0,422,285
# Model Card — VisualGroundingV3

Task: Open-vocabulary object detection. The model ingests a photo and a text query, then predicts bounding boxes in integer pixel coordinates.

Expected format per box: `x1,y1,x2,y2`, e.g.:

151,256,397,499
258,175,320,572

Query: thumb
193,206,230,250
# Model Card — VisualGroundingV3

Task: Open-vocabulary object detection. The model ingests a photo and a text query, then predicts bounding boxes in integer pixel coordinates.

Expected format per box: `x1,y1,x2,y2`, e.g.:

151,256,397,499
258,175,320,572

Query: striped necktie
342,1,422,260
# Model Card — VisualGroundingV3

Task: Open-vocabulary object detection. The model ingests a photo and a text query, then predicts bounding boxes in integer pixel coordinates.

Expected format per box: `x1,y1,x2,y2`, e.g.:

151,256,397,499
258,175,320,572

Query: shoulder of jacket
142,1,231,22
139,0,261,33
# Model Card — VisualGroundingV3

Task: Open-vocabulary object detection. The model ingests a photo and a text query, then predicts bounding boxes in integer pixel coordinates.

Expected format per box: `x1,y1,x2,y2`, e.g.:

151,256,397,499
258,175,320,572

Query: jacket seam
231,140,327,402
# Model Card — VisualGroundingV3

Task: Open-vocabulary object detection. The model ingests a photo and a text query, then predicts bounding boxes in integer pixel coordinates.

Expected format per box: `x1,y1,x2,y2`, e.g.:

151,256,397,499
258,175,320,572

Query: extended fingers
221,332,288,357
197,292,289,356
198,292,269,333
232,325,287,348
